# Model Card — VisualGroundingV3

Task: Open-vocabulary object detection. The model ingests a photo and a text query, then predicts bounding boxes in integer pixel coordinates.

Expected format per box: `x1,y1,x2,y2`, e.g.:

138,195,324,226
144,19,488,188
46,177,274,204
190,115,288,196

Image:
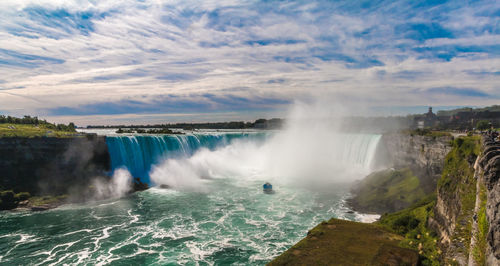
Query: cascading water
106,133,267,184
0,130,384,265
335,134,381,169
147,132,382,191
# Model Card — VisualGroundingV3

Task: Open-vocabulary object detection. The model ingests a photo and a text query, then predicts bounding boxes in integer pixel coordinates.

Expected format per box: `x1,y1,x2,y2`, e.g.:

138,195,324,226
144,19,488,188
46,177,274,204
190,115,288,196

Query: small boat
263,182,274,194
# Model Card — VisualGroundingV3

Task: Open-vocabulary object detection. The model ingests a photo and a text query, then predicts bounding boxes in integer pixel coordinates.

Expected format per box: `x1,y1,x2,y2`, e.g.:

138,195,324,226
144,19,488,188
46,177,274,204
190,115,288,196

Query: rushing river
0,130,381,265
0,180,363,265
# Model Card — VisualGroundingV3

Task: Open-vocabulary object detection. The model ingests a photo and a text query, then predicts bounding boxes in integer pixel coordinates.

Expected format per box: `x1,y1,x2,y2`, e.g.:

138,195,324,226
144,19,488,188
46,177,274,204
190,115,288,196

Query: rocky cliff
379,133,452,192
349,133,452,214
479,137,500,265
430,136,480,264
430,135,500,265
0,135,110,195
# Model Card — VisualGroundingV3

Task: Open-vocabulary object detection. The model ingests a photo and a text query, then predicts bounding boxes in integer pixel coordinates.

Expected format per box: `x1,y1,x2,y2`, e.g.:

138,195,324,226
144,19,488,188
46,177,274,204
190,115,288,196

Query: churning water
0,131,381,265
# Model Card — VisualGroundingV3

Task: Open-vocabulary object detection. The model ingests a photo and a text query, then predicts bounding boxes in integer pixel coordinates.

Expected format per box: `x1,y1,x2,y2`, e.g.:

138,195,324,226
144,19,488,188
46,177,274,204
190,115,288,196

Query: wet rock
31,205,51,211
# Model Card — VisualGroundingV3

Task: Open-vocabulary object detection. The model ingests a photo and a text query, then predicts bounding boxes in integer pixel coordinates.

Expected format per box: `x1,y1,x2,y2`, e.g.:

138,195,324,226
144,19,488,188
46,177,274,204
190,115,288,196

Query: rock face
430,136,480,265
378,133,452,193
429,135,500,265
481,137,500,265
0,135,110,195
348,133,452,214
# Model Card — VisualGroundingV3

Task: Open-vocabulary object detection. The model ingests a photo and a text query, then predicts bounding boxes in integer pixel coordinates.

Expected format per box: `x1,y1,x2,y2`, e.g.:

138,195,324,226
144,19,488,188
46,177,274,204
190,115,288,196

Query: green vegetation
472,182,488,265
378,195,440,266
405,128,452,138
15,192,30,201
89,118,284,130
476,120,490,131
0,115,78,137
116,128,184,134
0,190,68,211
0,190,31,210
436,105,500,116
437,136,480,259
29,195,68,207
0,123,79,137
438,136,480,190
268,218,419,266
350,168,427,213
0,115,76,131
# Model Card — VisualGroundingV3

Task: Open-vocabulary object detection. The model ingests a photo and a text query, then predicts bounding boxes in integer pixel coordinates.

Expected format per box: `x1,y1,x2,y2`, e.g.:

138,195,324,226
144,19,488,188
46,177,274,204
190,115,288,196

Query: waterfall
106,133,266,184
106,132,381,186
336,134,381,170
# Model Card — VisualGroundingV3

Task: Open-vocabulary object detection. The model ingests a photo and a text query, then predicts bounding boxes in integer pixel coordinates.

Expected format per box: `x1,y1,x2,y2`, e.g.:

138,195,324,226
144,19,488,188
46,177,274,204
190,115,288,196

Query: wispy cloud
0,0,498,124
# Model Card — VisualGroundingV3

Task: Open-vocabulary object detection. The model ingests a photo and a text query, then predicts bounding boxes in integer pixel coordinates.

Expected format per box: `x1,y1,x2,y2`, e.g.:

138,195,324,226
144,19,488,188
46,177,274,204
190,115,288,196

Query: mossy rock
14,192,31,201
350,168,427,213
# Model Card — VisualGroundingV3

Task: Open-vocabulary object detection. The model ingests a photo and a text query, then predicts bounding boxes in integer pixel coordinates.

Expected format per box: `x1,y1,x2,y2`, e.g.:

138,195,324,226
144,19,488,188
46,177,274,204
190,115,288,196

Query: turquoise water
106,133,268,184
0,179,357,265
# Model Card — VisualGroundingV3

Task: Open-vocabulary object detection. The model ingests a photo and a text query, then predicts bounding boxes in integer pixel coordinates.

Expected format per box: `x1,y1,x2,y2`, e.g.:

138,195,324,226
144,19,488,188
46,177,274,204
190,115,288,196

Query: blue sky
0,0,498,125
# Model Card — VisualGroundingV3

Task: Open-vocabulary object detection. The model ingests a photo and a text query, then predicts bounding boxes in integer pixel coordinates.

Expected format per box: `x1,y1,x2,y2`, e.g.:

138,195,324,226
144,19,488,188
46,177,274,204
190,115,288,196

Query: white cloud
0,0,498,124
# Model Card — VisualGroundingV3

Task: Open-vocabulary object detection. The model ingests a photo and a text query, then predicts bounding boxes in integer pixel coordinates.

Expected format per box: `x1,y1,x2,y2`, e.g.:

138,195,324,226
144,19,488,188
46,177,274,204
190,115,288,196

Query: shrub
476,120,490,131
393,214,420,234
15,192,31,201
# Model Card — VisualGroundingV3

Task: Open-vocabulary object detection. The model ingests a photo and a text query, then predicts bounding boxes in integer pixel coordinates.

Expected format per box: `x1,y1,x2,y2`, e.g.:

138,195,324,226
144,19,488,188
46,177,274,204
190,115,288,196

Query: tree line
87,118,284,130
0,115,76,132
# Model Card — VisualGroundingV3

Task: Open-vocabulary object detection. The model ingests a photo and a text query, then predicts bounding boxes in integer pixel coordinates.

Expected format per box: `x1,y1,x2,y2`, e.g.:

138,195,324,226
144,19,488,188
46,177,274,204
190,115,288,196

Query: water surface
0,179,362,265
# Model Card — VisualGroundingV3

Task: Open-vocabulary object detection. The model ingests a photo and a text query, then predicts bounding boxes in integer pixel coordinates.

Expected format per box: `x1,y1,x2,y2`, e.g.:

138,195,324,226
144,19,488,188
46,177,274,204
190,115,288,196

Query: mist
90,168,133,200
150,100,382,191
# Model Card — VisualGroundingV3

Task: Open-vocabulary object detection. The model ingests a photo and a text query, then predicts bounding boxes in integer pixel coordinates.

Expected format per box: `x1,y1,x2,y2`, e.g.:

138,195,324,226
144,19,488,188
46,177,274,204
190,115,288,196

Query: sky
0,0,498,125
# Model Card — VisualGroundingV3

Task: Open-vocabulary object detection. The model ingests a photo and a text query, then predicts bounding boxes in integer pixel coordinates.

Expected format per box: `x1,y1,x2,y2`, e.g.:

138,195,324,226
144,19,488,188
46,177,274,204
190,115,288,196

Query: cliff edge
0,135,110,195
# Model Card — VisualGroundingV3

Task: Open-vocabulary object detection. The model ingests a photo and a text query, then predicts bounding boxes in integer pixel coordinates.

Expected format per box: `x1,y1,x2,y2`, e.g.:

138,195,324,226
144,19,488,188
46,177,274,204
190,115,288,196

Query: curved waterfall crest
106,133,267,183
106,133,381,185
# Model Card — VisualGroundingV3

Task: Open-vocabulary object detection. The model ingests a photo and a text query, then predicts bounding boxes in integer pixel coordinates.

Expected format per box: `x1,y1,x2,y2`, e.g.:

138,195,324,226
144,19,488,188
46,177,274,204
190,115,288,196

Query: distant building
413,107,438,129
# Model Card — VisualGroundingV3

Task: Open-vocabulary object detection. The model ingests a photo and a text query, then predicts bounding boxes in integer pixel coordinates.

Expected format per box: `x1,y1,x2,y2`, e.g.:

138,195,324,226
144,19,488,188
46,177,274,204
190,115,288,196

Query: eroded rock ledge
480,137,500,265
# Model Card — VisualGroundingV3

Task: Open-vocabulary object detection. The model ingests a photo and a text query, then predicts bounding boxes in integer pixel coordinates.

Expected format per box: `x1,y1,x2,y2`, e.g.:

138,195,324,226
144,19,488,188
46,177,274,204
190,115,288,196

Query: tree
68,122,76,131
476,120,490,131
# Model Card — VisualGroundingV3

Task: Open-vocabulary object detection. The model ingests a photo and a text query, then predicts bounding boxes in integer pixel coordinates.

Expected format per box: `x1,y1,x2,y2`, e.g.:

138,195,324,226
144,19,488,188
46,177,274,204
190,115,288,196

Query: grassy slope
350,168,426,213
437,136,480,261
0,123,78,137
268,218,419,266
472,182,488,265
378,195,440,266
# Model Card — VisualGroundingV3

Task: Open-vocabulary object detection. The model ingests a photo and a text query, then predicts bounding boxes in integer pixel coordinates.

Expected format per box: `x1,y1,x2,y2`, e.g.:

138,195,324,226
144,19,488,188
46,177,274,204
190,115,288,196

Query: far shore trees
0,115,77,132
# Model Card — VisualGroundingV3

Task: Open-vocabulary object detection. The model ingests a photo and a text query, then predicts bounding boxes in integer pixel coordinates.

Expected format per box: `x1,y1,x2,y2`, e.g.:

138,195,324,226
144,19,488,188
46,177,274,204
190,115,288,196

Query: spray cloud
150,100,381,191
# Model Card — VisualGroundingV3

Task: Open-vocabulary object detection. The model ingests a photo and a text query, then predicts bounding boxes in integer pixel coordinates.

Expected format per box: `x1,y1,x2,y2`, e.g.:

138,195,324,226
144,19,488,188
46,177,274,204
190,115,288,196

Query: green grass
404,129,452,138
438,136,480,190
437,136,480,260
351,168,427,213
473,182,488,265
378,195,440,266
268,218,419,266
0,123,79,137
